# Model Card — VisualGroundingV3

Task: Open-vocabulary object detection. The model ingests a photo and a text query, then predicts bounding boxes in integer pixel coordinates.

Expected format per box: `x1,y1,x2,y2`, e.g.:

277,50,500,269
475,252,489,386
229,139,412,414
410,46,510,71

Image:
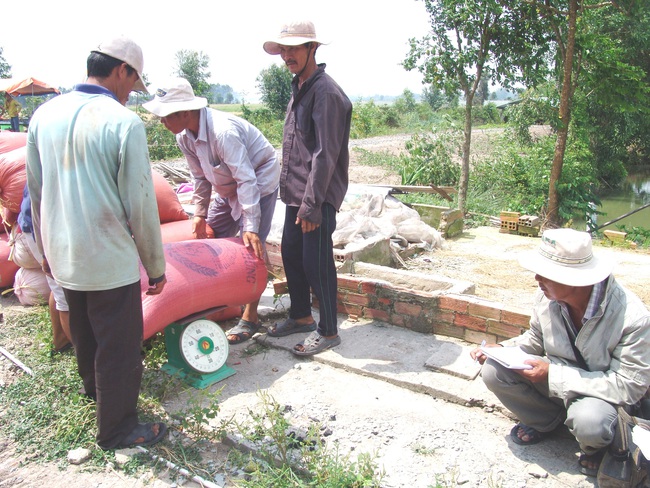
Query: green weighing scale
161,307,236,389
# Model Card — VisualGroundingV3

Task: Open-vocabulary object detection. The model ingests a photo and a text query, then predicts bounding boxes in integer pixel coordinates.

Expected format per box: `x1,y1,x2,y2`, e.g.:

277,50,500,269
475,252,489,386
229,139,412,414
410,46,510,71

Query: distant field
210,103,264,115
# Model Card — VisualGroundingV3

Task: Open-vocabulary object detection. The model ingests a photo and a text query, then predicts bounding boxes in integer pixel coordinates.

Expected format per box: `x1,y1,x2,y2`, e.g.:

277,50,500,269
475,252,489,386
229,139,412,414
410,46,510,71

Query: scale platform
161,307,236,389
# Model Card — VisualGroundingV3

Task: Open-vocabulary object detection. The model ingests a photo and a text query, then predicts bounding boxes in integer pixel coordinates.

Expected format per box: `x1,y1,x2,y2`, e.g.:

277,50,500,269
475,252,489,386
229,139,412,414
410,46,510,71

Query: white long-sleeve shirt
177,108,279,233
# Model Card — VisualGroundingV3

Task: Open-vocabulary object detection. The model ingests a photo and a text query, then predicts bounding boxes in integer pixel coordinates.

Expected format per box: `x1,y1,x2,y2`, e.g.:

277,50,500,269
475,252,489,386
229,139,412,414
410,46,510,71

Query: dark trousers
281,204,338,337
64,282,143,449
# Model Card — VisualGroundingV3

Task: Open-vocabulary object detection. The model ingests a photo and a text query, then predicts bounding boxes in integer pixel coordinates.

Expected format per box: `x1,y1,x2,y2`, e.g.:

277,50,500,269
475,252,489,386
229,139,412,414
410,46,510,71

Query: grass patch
0,304,386,486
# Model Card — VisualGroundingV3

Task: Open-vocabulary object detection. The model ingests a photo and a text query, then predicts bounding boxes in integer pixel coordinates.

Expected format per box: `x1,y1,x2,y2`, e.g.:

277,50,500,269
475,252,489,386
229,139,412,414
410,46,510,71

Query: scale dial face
179,319,229,373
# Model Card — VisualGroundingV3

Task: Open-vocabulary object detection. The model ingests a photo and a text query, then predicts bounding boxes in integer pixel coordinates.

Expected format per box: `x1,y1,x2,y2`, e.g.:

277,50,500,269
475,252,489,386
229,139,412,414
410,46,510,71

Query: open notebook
481,346,534,370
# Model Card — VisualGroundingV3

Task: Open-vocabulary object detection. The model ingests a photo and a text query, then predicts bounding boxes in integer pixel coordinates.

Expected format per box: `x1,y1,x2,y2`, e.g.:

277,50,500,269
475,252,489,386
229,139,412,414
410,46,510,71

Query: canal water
595,169,650,231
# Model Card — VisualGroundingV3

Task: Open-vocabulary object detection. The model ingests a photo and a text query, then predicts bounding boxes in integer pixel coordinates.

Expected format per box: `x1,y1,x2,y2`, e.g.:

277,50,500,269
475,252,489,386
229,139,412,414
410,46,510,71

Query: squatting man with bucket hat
262,20,352,356
471,228,650,477
143,77,280,345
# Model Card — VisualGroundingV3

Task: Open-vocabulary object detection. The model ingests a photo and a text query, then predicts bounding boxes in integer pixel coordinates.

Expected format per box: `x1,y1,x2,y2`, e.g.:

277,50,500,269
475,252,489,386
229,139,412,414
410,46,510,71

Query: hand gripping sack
597,406,650,488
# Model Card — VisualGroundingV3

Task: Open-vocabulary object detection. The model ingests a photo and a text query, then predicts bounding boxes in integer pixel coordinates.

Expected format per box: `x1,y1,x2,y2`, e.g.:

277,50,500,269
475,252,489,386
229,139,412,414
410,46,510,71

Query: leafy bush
398,122,462,186
240,103,284,147
142,116,182,161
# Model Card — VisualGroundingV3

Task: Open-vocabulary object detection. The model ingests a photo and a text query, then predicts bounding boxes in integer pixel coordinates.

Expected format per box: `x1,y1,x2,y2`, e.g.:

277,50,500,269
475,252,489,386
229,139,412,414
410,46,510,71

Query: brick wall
311,273,531,342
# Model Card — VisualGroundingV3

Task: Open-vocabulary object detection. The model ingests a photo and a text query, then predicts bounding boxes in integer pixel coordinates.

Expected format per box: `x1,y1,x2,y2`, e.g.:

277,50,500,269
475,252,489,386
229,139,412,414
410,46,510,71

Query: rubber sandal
118,422,167,448
510,423,546,445
293,331,341,356
579,450,605,477
226,319,261,345
267,318,316,337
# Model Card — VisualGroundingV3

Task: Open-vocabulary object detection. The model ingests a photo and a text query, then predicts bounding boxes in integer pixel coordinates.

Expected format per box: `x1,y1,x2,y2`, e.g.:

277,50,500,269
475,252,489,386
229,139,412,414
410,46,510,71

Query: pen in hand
475,339,487,364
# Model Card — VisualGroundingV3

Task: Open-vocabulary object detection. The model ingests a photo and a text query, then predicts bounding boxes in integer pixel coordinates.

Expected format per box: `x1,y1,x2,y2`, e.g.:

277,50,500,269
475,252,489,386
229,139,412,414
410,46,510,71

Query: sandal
293,331,341,356
118,422,167,448
267,318,316,337
579,449,605,477
510,423,546,445
226,319,261,345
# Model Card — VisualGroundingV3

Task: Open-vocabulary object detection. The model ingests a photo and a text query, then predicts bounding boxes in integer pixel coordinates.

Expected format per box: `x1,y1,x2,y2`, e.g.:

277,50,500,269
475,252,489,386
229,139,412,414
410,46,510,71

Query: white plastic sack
13,267,50,306
8,228,40,269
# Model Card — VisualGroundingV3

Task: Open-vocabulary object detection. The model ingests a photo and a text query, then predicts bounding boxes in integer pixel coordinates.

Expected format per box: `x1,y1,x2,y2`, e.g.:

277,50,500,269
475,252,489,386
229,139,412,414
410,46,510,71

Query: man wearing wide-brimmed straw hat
471,228,650,477
262,20,352,356
143,77,280,345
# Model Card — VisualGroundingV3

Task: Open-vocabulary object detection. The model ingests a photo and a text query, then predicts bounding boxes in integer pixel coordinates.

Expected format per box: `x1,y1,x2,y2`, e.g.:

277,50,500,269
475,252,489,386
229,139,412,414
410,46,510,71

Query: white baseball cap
93,36,148,93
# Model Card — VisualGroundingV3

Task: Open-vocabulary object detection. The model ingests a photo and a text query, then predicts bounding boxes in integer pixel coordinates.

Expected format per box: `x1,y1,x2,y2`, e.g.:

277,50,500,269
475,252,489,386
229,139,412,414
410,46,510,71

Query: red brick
433,322,464,339
487,320,525,339
337,276,361,292
394,301,423,317
337,302,362,316
363,308,391,322
391,314,406,327
345,292,372,306
360,281,378,294
431,310,455,325
439,296,469,313
502,310,531,328
468,302,502,321
378,297,392,306
454,313,488,332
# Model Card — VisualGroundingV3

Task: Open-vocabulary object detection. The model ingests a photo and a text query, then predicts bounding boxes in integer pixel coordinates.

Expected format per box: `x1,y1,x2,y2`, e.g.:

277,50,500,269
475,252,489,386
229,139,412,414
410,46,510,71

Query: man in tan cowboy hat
143,77,280,345
262,20,352,356
471,228,650,477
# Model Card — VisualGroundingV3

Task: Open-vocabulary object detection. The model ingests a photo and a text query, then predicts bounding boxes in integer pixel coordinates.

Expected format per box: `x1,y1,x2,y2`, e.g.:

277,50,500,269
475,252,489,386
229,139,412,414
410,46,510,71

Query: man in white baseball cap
26,36,167,450
471,228,650,477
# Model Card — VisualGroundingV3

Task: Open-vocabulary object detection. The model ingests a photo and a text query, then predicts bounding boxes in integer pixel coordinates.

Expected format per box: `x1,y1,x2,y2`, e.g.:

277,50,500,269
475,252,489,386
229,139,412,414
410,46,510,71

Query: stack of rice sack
0,132,26,292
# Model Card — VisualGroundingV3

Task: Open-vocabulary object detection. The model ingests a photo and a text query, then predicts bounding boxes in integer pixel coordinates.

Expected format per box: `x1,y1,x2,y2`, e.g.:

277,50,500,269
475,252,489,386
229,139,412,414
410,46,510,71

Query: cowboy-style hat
518,228,614,287
263,20,329,55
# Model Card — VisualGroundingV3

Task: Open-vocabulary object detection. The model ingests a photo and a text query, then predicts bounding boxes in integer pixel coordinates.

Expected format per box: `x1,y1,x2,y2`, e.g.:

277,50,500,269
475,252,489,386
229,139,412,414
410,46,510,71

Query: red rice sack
0,132,27,154
0,147,26,214
160,219,214,244
153,171,188,224
0,232,19,288
13,267,50,306
141,238,267,340
2,207,19,230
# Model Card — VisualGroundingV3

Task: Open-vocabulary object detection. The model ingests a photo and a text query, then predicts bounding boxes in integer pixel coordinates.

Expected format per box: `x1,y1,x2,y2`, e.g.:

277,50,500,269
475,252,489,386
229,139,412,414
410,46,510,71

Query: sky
2,0,432,101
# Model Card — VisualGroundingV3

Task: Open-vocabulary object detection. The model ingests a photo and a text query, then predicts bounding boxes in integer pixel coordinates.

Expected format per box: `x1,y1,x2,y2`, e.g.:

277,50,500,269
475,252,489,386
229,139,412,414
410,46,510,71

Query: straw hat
263,20,329,55
142,78,207,118
518,228,614,286
93,36,148,93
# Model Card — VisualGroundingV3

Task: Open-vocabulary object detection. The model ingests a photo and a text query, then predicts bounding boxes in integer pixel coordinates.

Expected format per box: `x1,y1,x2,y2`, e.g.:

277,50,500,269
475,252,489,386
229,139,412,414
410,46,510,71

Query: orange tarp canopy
0,77,60,96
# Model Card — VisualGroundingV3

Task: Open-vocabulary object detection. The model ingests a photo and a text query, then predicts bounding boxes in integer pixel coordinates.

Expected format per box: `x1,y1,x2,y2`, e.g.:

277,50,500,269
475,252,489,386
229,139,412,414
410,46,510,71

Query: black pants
64,282,143,449
281,204,338,337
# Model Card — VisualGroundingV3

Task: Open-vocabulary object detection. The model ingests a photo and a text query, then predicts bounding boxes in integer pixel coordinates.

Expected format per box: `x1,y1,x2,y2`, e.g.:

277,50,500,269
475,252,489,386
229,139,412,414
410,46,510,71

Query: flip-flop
510,423,546,445
293,331,341,356
578,450,605,477
226,319,261,345
267,318,316,337
117,422,167,449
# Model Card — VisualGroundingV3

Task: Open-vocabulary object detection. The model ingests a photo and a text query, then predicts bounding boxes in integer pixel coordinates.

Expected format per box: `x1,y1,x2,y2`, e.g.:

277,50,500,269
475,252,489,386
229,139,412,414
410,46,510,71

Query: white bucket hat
142,78,207,117
518,228,614,287
263,20,329,55
93,36,148,93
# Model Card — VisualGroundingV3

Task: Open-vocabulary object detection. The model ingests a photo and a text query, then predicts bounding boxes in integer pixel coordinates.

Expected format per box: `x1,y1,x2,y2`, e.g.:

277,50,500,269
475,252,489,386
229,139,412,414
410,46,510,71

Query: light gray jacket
504,276,650,406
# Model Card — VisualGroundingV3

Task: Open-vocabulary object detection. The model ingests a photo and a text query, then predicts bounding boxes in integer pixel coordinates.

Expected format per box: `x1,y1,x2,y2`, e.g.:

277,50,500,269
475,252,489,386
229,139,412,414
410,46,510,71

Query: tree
404,0,550,213
526,0,646,227
0,47,11,79
175,50,211,100
256,64,292,118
